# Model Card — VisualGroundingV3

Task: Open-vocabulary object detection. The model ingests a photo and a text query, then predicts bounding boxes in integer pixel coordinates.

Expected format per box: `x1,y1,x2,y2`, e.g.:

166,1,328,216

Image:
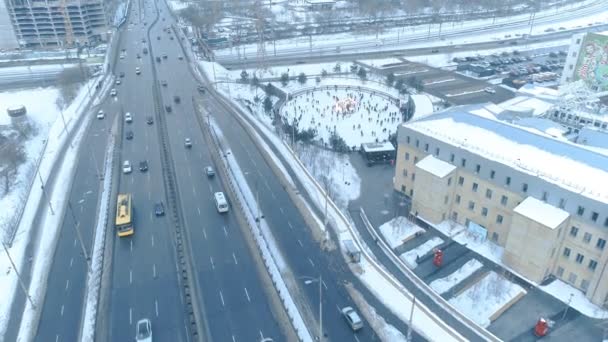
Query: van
214,192,229,213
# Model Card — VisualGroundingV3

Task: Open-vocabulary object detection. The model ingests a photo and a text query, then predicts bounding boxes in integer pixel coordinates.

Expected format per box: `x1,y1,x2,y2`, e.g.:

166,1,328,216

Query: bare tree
0,142,26,193
56,67,89,109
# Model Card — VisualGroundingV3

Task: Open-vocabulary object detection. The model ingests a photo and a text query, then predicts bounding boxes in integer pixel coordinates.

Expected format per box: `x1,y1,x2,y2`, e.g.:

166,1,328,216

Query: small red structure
534,318,550,337
433,249,443,267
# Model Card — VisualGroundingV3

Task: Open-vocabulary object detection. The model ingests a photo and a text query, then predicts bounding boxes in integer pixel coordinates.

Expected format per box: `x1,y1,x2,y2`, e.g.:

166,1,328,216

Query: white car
341,306,363,331
123,160,132,174
110,89,117,96
135,67,141,75
115,79,121,85
125,112,133,123
96,110,105,119
135,318,152,342
484,87,496,94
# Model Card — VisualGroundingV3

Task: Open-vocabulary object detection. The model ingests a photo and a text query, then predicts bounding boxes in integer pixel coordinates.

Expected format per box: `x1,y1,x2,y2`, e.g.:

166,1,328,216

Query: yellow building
394,105,608,307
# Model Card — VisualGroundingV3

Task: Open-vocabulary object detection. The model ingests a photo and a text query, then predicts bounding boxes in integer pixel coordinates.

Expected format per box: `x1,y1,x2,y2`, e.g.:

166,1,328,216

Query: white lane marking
244,287,250,302
288,221,293,230
60,305,64,316
271,191,276,200
354,334,361,342
223,226,228,236
188,169,192,178
210,256,214,270
197,207,201,215
279,207,284,214
129,308,132,325
155,299,159,317
69,258,74,268
232,336,236,342
259,331,264,339
129,270,132,284
208,183,213,193
232,253,238,265
264,180,271,191
65,280,70,291
148,190,151,200
149,213,153,221
219,291,225,306
151,235,155,247
74,239,77,247
131,177,134,184
322,280,328,290
55,335,59,342
192,187,196,195
202,228,207,240
130,240,133,253
80,205,84,213
308,258,315,267
153,264,157,278
297,239,303,247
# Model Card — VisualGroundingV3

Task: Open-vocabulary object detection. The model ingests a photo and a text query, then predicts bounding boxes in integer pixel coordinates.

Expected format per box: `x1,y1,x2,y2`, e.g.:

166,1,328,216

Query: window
589,260,598,271
452,211,458,221
575,253,584,264
482,207,488,217
424,143,429,152
563,247,571,258
605,217,608,227
556,266,564,277
415,139,419,147
581,279,590,293
475,164,481,173
406,136,410,144
500,195,508,206
435,147,440,156
568,272,577,284
447,177,452,186
444,196,449,204
505,176,511,186
542,191,548,201
597,238,606,250
559,198,566,209
496,215,503,224
403,169,408,177
485,189,492,199
576,38,581,44
491,232,498,242
490,170,495,179
456,195,461,204
410,189,414,197
591,212,599,222
570,226,579,237
414,156,418,164
458,176,464,186
450,153,455,162
522,183,528,193
583,232,592,244
411,173,415,181
577,206,585,216
401,185,406,192
472,183,478,192
468,201,475,211
405,152,410,161
461,158,466,167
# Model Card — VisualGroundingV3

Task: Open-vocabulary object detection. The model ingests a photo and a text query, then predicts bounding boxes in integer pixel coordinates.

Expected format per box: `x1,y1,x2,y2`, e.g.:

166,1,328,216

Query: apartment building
0,0,19,49
394,105,608,307
561,31,608,91
5,0,108,48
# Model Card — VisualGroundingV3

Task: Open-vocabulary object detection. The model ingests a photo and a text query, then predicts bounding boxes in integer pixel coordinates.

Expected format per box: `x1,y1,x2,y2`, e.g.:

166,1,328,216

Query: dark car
197,85,206,94
119,71,125,78
173,95,180,103
157,36,160,40
165,105,172,112
155,202,165,216
139,160,148,172
126,130,134,140
162,54,168,59
156,56,161,63
146,116,154,125
161,80,167,86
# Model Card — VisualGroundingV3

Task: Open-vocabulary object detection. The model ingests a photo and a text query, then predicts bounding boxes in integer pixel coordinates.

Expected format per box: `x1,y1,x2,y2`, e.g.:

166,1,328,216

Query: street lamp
302,275,324,341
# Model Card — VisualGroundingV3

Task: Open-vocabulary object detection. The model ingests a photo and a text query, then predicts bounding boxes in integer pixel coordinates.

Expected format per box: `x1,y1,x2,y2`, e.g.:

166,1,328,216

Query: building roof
514,197,570,229
416,155,456,178
404,106,608,203
361,141,395,152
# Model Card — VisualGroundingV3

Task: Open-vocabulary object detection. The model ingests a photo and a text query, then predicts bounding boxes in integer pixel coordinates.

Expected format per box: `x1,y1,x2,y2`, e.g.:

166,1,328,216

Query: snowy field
282,86,401,147
449,271,526,328
400,237,444,268
378,216,424,249
430,259,484,295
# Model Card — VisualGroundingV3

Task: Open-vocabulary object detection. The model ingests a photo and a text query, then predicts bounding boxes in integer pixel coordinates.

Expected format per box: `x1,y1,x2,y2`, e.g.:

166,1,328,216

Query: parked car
162,54,168,59
197,85,206,93
484,87,496,94
115,79,121,85
341,307,363,331
125,112,133,123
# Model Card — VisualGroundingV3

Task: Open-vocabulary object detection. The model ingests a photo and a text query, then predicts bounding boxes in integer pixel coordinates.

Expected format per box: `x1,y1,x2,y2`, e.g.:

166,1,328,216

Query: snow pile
400,237,444,268
433,221,504,265
541,279,608,319
198,61,231,83
167,0,190,11
357,58,405,69
430,259,484,295
378,216,424,249
410,94,434,118
449,271,526,328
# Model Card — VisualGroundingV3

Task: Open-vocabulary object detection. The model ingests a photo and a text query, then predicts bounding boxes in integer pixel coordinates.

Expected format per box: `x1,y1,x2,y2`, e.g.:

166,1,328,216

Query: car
205,166,215,177
143,48,148,54
157,36,161,40
110,89,117,96
135,318,152,342
173,95,180,103
178,55,183,60
431,49,439,53
155,202,165,216
197,85,206,93
126,130,134,140
123,160,132,174
119,71,125,78
119,54,125,59
146,116,154,125
484,87,496,94
341,307,363,331
142,38,146,43
125,112,133,123
136,53,141,59
165,105,172,112
96,110,105,119
139,160,148,172
115,79,121,85
156,56,161,63
135,67,141,75
162,54,168,59
161,80,167,86
184,138,192,148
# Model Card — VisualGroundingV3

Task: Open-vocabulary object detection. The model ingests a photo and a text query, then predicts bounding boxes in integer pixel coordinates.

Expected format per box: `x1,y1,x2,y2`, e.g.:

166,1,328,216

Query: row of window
555,266,590,293
453,195,505,224
456,177,510,205
562,247,599,272
568,226,607,250
403,139,607,226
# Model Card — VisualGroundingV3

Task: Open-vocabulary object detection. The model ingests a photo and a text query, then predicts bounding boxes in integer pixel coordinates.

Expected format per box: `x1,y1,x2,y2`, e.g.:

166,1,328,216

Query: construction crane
60,0,75,46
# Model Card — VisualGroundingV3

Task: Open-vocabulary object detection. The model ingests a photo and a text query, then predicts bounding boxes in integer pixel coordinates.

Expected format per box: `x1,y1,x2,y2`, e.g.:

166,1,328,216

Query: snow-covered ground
378,216,424,249
541,279,608,319
229,62,339,80
449,271,526,328
430,259,484,295
400,237,444,268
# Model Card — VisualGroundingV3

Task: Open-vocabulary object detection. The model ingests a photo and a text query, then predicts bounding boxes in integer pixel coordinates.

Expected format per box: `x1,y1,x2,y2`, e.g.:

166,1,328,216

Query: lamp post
302,275,324,341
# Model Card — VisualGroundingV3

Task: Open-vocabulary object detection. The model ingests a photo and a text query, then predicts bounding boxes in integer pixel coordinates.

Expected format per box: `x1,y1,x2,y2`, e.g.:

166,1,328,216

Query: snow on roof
405,108,608,203
517,84,559,99
514,197,570,229
410,94,434,118
577,127,608,150
514,117,567,138
361,141,395,152
416,155,456,178
499,96,554,116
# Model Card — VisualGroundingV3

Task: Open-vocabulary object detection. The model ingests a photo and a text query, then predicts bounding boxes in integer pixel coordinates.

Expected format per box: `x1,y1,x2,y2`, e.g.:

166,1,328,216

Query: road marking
153,264,157,278
74,239,77,247
322,280,328,290
188,169,192,178
232,336,236,342
259,331,264,339
69,258,73,268
130,240,133,253
232,253,238,265
131,177,134,184
219,291,225,306
354,334,361,342
129,270,132,284
80,205,84,213
78,199,85,204
208,183,213,193
149,213,153,221
60,305,64,316
308,258,315,267
155,299,159,317
202,228,207,240
148,190,151,200
55,335,59,342
297,239,303,247
271,191,276,200
65,280,70,291
223,226,228,236
210,256,214,269
197,207,201,215
279,207,284,214
192,187,196,195
151,235,155,247
264,180,271,191
244,287,250,302
129,308,132,325
288,221,293,230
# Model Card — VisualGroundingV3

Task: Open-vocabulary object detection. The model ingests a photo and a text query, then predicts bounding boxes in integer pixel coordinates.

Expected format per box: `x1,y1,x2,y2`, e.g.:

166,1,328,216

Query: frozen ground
430,259,484,295
378,216,424,249
400,237,444,268
449,271,526,328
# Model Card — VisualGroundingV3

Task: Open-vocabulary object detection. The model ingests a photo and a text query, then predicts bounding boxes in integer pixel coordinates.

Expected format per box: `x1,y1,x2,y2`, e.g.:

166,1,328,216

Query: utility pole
561,293,574,321
38,169,54,215
407,296,416,341
319,274,323,341
68,200,91,271
2,242,36,309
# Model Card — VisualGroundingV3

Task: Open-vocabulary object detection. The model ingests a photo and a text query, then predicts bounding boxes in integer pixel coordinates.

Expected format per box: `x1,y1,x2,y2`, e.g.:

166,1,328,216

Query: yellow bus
116,193,134,237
